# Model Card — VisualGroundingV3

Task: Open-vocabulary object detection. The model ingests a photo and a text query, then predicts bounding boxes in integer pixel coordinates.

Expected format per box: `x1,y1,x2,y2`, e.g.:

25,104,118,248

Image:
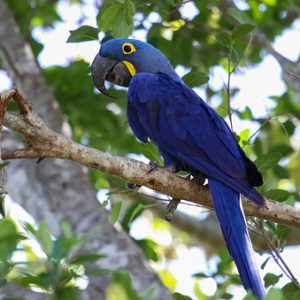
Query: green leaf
35,223,53,256
255,152,282,172
273,165,289,179
243,293,256,300
98,3,121,32
227,8,255,25
192,272,209,278
282,282,300,299
264,273,282,288
0,194,5,217
135,238,159,262
173,292,193,300
139,142,163,164
238,128,250,147
275,224,292,241
51,236,79,261
0,162,9,169
265,189,292,202
0,217,23,260
127,203,145,225
110,201,122,224
101,199,109,208
98,0,135,38
111,271,139,300
12,272,50,290
182,69,209,88
67,25,99,43
232,24,255,41
60,220,74,238
265,288,283,300
95,177,110,189
70,253,106,265
54,286,81,300
215,31,232,49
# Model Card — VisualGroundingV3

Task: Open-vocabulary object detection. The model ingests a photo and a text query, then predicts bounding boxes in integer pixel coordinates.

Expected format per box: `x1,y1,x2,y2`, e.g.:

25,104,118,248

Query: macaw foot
191,172,206,185
147,160,159,173
147,160,176,174
165,198,181,222
127,182,141,190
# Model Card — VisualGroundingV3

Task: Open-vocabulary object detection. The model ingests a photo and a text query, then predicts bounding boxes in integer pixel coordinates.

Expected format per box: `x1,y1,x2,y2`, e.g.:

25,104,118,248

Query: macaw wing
128,73,244,176
127,73,264,204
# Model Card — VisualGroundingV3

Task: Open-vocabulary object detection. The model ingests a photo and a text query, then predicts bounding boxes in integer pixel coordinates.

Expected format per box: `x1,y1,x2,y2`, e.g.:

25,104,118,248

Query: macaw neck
138,65,182,83
158,66,182,83
134,51,182,83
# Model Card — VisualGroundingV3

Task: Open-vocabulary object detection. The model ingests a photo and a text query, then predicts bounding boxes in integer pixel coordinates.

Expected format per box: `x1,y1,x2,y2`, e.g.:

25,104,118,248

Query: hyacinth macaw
91,38,266,299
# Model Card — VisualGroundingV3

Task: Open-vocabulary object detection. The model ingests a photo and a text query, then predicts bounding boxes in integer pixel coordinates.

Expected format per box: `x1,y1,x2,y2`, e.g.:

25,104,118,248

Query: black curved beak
91,53,132,98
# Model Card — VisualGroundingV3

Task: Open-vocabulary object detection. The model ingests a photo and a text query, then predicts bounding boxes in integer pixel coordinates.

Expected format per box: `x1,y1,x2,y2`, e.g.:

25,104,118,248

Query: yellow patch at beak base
122,61,136,76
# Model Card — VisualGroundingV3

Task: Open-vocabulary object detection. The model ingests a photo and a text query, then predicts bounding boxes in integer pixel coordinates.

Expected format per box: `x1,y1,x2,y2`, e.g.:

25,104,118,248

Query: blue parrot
91,38,266,299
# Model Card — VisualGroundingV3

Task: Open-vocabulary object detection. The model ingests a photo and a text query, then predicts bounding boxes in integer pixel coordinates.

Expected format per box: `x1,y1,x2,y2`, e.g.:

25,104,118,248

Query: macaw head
91,38,180,97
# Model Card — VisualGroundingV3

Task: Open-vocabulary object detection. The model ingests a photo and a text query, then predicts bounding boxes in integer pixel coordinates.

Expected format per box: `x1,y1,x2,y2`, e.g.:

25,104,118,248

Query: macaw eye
122,42,136,55
124,45,131,53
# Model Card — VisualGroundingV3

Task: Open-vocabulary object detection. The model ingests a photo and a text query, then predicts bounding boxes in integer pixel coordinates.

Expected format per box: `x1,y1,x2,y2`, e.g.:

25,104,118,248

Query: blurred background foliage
2,0,300,299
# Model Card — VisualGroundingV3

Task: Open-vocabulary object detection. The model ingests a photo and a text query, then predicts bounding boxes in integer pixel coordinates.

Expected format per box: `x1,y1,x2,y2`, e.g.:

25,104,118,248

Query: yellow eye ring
122,42,136,55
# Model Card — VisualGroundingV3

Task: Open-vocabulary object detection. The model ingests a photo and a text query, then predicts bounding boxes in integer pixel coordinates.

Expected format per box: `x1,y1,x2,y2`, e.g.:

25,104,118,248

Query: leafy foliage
0,217,147,299
2,0,300,299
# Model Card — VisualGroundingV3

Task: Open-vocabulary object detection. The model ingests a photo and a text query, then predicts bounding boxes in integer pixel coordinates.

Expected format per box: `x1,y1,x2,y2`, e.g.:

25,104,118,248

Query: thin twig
255,219,300,288
227,56,233,131
248,115,274,142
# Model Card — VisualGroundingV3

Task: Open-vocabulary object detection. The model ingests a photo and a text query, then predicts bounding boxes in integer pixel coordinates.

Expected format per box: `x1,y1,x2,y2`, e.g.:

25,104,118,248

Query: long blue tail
208,178,265,300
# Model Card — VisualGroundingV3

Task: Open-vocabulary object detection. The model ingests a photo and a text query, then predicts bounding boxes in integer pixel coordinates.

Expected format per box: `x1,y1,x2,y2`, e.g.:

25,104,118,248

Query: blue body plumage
91,38,266,299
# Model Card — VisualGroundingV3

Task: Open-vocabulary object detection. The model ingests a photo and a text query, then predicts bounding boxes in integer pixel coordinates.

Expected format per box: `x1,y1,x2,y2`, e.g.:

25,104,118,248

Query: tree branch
2,88,300,229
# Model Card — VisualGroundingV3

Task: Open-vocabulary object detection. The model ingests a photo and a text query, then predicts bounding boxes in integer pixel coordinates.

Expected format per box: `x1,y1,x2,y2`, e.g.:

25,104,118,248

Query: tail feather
208,178,265,300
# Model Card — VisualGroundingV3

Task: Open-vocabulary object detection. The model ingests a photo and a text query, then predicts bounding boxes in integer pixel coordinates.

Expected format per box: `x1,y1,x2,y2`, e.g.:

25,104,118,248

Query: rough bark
0,1,172,299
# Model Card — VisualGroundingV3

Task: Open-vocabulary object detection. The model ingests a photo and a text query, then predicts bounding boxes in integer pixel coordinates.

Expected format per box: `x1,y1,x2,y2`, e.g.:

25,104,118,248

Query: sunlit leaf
70,253,106,265
139,142,163,164
60,220,74,239
110,201,122,224
0,217,23,260
265,288,283,300
232,24,255,41
227,8,255,25
67,25,99,43
265,189,291,202
264,273,282,288
54,286,81,300
255,153,282,172
182,69,209,88
35,223,53,256
282,282,300,299
98,0,135,37
275,224,292,241
173,292,193,300
215,31,232,49
159,269,177,291
135,238,159,262
95,177,110,189
127,203,145,226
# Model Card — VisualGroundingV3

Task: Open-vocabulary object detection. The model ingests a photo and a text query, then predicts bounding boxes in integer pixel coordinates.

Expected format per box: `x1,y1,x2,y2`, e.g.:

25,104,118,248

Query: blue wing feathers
128,72,265,298
128,72,264,205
